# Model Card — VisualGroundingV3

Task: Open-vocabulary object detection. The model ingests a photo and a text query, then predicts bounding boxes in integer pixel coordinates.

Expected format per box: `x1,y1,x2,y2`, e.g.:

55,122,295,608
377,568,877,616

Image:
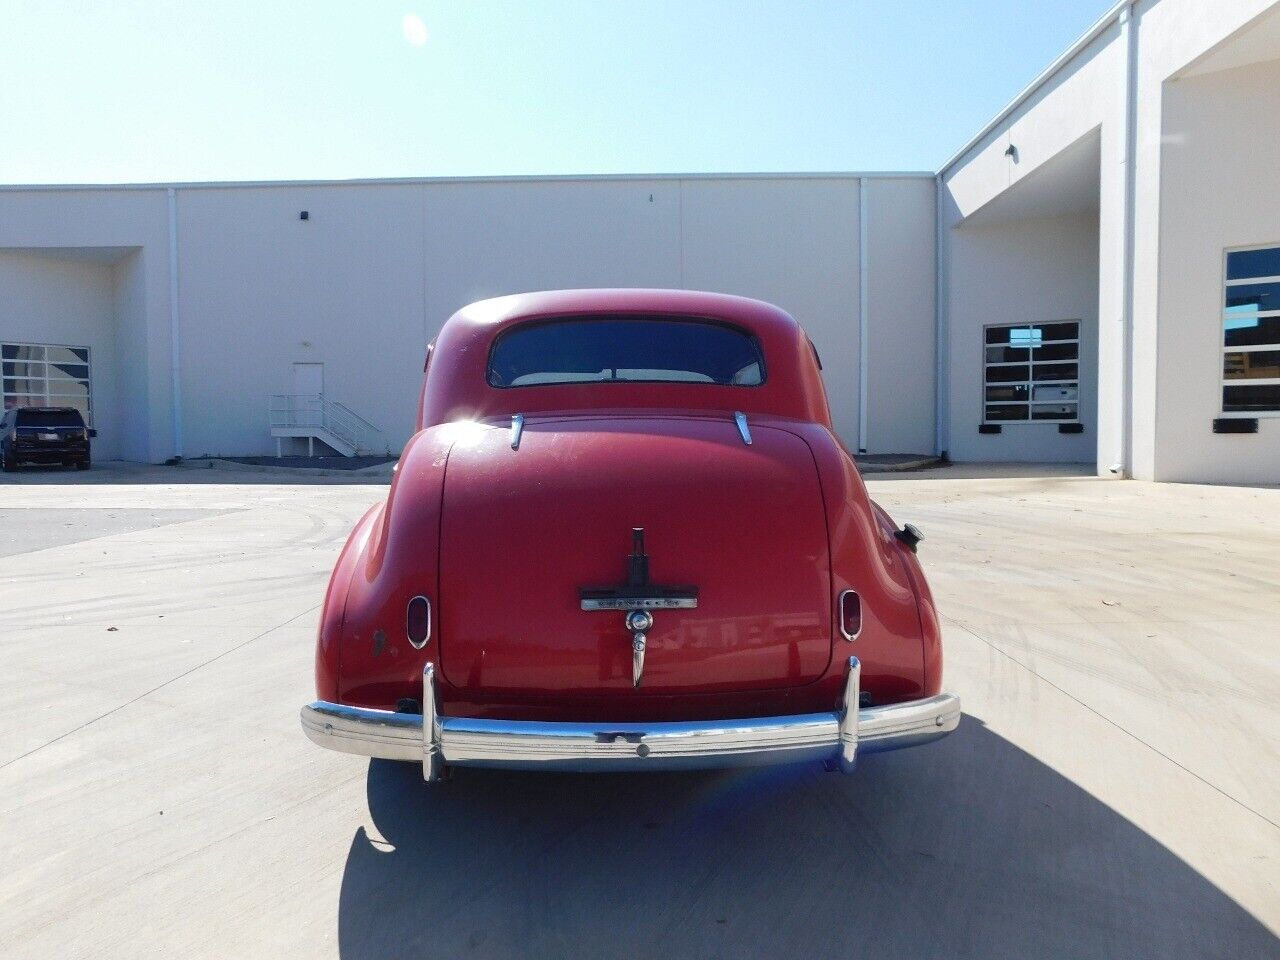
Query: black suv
1,407,95,471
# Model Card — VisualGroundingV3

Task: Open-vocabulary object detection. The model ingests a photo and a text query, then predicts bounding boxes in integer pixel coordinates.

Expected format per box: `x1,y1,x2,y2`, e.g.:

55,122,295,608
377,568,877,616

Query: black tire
1,449,14,473
75,459,90,471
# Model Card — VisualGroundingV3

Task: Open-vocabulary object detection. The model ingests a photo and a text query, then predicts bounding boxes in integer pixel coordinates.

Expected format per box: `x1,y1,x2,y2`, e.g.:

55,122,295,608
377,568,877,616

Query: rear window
487,317,766,388
16,408,84,428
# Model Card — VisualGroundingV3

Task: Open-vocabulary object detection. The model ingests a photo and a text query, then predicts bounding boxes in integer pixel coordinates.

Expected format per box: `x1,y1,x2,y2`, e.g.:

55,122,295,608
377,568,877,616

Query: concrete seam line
949,619,1279,832
0,603,320,772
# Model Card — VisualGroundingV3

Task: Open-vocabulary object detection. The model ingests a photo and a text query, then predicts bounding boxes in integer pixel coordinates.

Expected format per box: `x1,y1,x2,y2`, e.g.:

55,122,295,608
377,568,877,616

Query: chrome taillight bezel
837,589,862,642
406,595,432,649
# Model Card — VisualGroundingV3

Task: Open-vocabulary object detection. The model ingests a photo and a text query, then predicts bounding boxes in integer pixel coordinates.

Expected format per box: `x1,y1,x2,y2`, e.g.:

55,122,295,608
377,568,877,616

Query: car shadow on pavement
337,716,1276,959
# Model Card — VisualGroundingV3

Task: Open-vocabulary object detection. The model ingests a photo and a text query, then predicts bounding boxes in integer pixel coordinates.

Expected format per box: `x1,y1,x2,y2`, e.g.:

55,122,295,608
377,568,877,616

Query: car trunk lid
438,415,832,696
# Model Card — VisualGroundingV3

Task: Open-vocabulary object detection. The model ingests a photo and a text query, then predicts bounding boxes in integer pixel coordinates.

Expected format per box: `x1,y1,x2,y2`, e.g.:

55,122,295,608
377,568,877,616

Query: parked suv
1,407,95,471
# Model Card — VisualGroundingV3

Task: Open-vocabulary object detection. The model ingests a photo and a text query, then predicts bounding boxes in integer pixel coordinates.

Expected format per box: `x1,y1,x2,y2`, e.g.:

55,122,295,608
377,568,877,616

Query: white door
291,363,324,426
293,362,324,398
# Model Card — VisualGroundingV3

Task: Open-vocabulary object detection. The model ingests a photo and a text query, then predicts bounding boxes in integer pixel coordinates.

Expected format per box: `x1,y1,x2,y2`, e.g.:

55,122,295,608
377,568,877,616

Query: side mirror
894,523,923,553
88,428,98,438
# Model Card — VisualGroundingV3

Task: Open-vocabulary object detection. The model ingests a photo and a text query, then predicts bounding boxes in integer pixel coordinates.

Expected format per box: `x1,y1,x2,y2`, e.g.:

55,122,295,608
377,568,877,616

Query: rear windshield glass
16,408,84,427
487,317,766,388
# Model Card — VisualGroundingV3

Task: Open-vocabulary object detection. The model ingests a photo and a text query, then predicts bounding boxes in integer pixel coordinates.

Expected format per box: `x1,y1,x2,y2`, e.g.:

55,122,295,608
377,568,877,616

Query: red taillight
838,590,861,641
406,595,431,648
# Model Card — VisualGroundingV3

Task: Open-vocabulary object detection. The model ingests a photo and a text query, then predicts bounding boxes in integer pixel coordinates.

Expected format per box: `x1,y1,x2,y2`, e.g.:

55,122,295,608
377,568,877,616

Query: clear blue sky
1,1,1116,184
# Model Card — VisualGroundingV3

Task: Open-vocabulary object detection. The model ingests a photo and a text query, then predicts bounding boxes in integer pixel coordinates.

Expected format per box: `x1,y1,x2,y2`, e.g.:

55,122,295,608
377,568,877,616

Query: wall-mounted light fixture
1004,144,1019,162
299,210,310,220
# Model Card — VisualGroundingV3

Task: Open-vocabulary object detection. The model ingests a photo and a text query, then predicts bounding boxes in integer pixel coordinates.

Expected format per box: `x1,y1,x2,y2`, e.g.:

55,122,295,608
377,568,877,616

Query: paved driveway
2,463,1277,958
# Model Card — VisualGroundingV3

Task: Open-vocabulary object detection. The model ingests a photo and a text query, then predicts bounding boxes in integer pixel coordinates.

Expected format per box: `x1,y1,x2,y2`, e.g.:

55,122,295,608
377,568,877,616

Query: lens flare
402,13,428,47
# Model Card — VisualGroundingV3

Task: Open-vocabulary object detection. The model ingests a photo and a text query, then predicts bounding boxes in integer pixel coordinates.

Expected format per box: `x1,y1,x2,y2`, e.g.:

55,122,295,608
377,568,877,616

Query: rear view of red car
301,289,959,779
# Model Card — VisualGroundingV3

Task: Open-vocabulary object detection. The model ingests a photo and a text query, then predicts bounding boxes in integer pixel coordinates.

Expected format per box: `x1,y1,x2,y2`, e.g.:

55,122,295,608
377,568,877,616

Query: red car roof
418,289,832,428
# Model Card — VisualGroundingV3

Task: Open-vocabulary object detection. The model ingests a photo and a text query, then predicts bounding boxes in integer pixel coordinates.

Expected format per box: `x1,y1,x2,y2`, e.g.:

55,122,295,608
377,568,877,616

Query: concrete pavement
1,462,1277,958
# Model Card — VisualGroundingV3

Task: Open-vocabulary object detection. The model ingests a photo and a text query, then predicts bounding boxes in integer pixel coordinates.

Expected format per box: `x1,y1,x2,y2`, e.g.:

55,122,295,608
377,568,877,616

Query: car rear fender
332,424,458,706
794,424,931,704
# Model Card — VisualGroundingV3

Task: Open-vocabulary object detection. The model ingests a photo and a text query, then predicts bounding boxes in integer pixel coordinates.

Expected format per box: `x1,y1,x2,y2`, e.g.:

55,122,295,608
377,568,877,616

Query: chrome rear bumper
300,658,960,780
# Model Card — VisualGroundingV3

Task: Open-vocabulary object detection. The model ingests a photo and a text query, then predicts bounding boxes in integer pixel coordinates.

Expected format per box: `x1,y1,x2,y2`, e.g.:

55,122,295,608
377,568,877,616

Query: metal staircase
268,395,384,457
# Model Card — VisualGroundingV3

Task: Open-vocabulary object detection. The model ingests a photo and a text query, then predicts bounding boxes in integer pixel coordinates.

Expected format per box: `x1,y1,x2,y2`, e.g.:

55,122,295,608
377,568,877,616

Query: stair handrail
268,394,386,455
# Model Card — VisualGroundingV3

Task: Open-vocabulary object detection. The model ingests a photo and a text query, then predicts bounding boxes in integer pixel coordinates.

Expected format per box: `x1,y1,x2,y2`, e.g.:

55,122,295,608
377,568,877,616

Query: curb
175,458,395,479
855,456,943,474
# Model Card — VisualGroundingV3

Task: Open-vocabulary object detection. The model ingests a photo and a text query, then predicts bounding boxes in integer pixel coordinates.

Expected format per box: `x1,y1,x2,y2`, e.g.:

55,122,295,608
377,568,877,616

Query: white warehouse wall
0,251,121,460
175,184,428,459
679,178,862,445
1125,0,1280,480
0,188,175,462
946,213,1100,463
163,175,926,457
939,0,1280,481
110,250,153,463
1154,55,1280,482
863,177,936,454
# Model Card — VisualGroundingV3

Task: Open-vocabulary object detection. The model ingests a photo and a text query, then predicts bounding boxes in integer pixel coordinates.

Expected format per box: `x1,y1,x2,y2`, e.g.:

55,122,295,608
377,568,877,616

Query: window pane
1032,362,1078,381
986,384,1030,402
1034,342,1078,362
48,381,90,403
488,318,766,387
45,363,89,381
1033,384,1078,401
985,404,1029,421
1223,383,1280,411
1223,312,1280,347
2,361,47,378
986,364,1029,383
986,346,1030,364
2,344,43,361
1227,247,1280,281
985,326,1041,347
44,346,89,365
1224,351,1280,380
1032,404,1078,420
1224,281,1280,313
3,377,49,394
46,400,91,421
17,407,85,427
1038,322,1079,342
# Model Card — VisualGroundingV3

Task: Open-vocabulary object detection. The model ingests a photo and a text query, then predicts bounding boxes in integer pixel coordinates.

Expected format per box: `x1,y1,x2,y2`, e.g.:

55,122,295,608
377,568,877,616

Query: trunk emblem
579,528,698,688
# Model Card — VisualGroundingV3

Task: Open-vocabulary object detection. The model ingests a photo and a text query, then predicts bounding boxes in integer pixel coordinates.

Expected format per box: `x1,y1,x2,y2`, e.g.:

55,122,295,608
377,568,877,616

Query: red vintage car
301,289,959,779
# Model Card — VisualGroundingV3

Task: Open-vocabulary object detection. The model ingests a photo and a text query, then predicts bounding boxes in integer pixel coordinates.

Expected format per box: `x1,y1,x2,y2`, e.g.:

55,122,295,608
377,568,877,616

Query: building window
1,342,93,424
1222,245,1280,414
983,321,1080,423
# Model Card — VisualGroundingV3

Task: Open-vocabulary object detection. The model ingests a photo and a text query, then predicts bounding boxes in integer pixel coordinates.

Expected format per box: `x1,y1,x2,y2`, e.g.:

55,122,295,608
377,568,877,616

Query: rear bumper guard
300,658,960,780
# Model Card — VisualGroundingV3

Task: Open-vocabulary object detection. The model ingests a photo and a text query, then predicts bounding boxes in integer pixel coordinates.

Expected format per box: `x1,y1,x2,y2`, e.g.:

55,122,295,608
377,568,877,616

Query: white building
2,0,1278,483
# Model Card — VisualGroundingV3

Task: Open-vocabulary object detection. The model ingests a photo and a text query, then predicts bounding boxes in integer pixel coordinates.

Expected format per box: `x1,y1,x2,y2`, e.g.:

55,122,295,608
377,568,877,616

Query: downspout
167,188,184,460
933,172,947,458
857,179,870,453
1116,3,1139,477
